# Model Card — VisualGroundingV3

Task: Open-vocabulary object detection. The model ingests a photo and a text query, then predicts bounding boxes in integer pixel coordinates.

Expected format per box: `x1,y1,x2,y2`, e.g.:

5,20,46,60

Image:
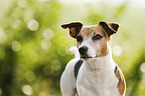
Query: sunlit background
0,0,145,96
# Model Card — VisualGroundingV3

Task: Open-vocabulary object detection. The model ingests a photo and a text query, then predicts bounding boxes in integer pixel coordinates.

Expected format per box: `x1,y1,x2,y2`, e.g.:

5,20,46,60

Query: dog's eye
76,36,83,42
92,34,103,40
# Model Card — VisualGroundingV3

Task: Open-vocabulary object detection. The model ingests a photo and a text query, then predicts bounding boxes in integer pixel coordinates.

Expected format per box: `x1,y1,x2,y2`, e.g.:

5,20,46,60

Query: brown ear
61,22,83,38
99,21,120,36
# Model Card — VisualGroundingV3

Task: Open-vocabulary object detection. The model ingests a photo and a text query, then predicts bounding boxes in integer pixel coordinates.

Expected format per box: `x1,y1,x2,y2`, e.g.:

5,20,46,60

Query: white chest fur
76,47,121,96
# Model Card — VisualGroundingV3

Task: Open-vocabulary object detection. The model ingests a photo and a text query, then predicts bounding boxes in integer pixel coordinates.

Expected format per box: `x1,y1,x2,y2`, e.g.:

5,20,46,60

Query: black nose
79,46,88,55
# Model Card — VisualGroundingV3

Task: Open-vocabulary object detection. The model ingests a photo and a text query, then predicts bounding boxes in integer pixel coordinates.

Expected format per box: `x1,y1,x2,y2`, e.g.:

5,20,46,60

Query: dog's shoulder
63,58,80,73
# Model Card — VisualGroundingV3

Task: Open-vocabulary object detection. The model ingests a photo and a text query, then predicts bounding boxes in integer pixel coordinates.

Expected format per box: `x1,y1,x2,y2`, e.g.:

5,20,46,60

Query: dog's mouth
81,56,93,59
81,54,98,59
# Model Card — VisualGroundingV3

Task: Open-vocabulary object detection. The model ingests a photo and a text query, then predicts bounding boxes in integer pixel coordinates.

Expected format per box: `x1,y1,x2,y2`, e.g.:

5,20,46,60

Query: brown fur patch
114,66,126,95
99,44,108,57
96,26,109,57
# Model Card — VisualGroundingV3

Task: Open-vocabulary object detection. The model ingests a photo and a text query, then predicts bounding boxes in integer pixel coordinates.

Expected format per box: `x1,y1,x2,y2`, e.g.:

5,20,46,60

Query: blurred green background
0,0,145,96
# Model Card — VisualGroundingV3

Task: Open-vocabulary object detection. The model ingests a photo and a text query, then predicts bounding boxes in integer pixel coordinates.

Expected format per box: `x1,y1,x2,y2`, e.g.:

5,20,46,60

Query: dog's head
61,21,119,59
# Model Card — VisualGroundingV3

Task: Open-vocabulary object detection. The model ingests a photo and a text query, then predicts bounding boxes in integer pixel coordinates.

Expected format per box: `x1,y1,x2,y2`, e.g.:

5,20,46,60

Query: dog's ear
99,21,120,36
61,22,83,38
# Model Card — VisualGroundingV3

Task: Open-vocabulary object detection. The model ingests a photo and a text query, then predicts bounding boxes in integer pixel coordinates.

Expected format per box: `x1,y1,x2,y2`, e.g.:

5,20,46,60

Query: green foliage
0,0,145,96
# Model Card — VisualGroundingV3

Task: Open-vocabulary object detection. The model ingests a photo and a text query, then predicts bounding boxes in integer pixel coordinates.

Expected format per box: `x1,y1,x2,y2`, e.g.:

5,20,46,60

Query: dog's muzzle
79,46,98,59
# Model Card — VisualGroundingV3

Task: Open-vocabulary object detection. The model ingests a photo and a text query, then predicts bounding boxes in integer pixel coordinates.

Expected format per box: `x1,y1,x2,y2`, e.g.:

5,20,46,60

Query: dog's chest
92,70,118,95
76,61,120,96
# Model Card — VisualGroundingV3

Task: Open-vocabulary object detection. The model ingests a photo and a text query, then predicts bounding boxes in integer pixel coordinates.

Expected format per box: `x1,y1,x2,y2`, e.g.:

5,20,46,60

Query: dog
60,21,126,96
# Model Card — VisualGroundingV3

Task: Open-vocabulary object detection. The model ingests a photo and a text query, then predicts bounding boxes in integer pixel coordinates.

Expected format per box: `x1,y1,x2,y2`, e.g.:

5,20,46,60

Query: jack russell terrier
60,21,126,96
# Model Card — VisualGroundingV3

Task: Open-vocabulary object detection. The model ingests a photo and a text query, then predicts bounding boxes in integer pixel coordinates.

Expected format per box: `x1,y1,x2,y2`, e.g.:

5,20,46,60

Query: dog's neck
83,44,115,71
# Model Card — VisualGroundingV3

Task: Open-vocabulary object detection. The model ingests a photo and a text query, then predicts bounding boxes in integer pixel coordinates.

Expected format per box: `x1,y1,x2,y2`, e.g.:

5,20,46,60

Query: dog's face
61,21,119,59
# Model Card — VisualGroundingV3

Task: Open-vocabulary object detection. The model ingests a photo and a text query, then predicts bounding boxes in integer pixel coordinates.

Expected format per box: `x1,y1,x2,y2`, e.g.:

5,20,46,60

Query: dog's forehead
80,25,104,36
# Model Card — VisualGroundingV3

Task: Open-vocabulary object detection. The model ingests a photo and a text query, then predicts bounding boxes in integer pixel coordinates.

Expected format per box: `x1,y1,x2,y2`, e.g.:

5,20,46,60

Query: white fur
60,46,80,96
76,45,123,96
79,37,97,57
60,45,125,96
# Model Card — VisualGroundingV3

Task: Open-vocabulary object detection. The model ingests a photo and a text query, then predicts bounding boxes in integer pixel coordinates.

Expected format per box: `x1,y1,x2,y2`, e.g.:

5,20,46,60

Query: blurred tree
0,0,64,95
126,47,145,96
0,46,16,96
